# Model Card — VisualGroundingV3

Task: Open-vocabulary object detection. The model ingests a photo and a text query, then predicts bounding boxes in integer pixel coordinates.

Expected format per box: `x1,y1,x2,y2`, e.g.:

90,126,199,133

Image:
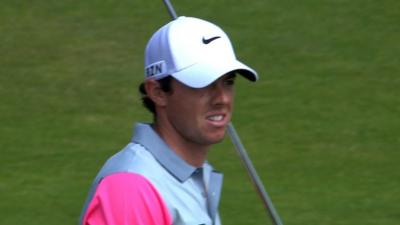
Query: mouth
206,113,229,127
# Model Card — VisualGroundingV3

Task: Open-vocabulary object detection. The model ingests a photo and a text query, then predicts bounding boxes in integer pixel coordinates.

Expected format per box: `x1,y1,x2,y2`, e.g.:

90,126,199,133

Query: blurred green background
1,0,399,224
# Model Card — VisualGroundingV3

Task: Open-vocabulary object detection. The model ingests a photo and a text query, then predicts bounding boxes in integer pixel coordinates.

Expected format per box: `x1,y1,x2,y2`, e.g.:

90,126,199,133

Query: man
80,16,258,225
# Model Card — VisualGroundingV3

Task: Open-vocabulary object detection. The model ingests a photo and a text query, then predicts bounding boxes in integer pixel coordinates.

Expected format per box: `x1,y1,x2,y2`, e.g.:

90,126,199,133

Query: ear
144,79,168,107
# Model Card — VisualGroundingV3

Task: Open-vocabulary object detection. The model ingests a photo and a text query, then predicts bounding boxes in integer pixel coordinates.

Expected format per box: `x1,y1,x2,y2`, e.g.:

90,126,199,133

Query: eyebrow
225,72,237,79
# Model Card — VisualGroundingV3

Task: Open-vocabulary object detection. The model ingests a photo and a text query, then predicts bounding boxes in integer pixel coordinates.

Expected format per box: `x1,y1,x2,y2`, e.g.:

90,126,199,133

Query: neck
152,121,209,168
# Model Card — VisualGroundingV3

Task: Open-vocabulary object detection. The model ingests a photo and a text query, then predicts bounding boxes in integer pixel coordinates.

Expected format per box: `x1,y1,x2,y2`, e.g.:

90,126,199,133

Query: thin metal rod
227,122,284,225
162,0,178,19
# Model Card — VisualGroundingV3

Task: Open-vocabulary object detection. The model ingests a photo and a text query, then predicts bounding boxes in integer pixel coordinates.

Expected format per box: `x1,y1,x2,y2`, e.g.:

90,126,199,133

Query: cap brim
171,59,258,88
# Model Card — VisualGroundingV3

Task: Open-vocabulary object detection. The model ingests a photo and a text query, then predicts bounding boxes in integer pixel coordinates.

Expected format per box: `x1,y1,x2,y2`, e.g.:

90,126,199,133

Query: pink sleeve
82,172,172,225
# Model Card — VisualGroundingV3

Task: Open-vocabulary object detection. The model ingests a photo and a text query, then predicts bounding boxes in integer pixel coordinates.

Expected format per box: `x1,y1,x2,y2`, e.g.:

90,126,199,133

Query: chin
207,131,226,144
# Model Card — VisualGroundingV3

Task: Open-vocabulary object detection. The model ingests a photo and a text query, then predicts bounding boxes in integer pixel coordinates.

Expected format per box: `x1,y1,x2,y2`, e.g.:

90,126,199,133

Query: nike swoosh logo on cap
202,36,221,44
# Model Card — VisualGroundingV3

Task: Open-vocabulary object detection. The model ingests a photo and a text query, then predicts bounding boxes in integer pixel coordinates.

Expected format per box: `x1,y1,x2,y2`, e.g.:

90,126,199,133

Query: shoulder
96,143,161,178
97,172,157,194
82,172,172,225
95,172,165,205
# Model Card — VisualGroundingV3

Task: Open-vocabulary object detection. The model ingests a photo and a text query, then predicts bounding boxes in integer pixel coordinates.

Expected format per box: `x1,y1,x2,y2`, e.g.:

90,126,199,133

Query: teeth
208,115,224,121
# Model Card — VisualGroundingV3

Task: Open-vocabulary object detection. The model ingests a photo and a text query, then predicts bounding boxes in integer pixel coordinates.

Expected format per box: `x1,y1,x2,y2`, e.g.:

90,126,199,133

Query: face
161,73,236,148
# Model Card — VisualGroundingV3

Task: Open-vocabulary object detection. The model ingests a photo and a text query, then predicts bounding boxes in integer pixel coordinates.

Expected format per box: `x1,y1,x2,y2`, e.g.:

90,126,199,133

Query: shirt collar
131,123,197,182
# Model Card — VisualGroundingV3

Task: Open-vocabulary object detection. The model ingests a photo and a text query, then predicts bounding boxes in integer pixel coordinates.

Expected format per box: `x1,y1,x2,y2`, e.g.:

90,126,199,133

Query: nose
211,82,233,106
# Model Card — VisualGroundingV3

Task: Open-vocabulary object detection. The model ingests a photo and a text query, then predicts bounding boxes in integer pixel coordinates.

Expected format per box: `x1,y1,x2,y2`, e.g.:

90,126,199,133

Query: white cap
144,16,258,88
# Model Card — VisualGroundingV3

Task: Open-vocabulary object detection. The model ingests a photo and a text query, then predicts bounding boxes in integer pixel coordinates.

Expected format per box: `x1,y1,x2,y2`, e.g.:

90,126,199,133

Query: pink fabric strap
82,172,172,225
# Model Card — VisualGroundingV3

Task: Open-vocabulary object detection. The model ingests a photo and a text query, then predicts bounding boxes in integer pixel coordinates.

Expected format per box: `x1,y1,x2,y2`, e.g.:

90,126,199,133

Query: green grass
1,0,399,224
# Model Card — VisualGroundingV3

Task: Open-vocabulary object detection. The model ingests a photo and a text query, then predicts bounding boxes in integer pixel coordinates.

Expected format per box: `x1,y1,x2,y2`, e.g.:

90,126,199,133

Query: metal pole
160,1,283,224
162,0,178,19
227,123,284,225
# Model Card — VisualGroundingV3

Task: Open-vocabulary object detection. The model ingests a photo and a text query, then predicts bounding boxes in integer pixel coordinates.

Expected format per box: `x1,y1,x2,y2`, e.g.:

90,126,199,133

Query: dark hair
139,76,173,115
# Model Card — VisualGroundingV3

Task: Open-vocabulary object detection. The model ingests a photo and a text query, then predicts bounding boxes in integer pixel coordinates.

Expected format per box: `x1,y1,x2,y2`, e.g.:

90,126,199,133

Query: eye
224,76,236,86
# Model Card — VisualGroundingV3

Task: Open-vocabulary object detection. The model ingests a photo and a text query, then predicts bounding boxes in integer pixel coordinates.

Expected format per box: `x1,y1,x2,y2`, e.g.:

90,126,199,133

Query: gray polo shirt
80,123,223,225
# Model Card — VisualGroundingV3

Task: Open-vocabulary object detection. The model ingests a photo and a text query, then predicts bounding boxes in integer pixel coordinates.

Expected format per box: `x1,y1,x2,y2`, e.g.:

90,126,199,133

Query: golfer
80,16,258,225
